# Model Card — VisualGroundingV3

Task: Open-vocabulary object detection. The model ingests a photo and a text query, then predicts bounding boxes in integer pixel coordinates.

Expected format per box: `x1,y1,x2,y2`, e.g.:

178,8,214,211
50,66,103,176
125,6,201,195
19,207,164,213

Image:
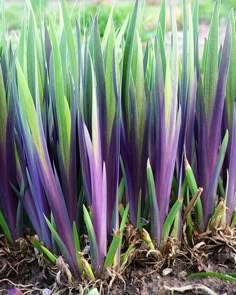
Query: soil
110,254,236,295
1,234,236,295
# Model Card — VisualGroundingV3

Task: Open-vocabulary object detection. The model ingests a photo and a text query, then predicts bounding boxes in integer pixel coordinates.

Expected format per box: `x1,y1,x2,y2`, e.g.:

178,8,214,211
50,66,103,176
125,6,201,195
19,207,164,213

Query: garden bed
1,230,236,294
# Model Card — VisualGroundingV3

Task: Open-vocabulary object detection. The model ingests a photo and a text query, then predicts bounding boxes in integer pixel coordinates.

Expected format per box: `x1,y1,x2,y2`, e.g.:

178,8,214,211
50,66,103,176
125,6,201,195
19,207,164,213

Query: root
164,284,217,295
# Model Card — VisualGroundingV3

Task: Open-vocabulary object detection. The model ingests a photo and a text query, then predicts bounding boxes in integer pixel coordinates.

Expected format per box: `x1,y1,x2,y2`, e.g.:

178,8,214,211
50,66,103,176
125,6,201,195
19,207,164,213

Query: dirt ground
110,253,236,295
1,233,236,295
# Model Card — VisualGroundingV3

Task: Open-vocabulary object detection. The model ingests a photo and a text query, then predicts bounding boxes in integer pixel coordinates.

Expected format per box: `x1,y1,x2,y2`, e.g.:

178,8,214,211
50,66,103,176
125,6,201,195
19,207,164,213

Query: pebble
42,289,52,295
162,268,173,276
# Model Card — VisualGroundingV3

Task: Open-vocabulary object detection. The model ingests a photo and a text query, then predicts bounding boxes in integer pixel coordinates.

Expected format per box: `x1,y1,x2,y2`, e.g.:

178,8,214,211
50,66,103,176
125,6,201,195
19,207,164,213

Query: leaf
226,10,236,127
161,197,183,246
188,272,236,283
118,177,125,218
16,60,44,162
208,199,225,230
142,228,155,250
83,205,98,268
147,159,160,243
136,190,142,233
44,216,74,270
116,15,129,49
32,237,57,263
27,13,36,99
1,0,6,51
118,178,125,203
49,20,70,171
73,222,83,272
61,0,78,85
81,257,95,281
134,32,146,144
206,131,229,221
156,0,166,76
103,231,121,269
119,204,129,233
122,0,138,114
157,0,166,39
192,0,199,76
0,210,13,244
0,67,7,146
183,188,203,224
204,0,219,115
184,154,204,229
104,19,116,144
102,7,114,51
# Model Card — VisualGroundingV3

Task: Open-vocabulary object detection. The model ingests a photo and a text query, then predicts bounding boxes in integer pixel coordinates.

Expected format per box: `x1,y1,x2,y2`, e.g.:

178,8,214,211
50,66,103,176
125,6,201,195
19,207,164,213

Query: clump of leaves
0,0,236,280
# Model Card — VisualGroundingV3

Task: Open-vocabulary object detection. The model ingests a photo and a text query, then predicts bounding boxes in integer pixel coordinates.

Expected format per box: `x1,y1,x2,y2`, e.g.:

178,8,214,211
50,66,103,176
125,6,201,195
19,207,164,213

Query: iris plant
0,0,236,278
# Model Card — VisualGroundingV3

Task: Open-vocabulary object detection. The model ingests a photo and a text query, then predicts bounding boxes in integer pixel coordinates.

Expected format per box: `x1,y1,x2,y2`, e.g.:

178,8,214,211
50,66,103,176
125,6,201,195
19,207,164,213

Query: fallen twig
164,284,217,295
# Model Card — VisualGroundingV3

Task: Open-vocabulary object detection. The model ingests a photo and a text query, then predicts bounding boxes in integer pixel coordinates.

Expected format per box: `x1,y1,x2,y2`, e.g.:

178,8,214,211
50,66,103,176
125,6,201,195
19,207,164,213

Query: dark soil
1,234,236,295
110,253,236,295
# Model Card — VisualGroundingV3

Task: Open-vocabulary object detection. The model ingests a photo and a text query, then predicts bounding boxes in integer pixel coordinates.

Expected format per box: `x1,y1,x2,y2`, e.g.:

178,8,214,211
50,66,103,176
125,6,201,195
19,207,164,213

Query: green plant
0,0,236,280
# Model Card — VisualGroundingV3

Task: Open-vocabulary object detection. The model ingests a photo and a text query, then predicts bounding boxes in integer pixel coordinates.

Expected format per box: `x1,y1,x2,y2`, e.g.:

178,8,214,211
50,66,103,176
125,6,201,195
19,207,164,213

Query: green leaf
120,204,129,234
169,6,178,126
161,197,183,247
61,0,78,86
134,32,146,144
226,10,236,128
118,178,125,203
32,237,57,264
231,211,236,227
142,228,155,250
16,60,44,162
0,210,13,244
116,15,129,49
113,204,129,269
204,0,220,115
158,0,166,39
104,19,116,145
1,0,6,51
207,131,229,217
147,159,159,241
184,154,204,230
156,0,166,76
136,190,142,233
122,0,138,115
81,257,95,281
102,7,114,51
49,20,70,171
120,242,135,267
103,231,121,269
18,20,26,69
188,272,236,283
45,215,73,268
192,0,199,75
183,188,203,224
208,200,225,230
0,68,7,146
83,205,98,268
73,222,83,272
27,13,36,99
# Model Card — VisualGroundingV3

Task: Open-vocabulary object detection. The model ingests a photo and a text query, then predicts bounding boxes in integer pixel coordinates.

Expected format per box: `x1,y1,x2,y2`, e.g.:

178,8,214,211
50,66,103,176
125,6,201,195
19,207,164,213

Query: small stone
42,288,52,295
136,270,144,277
162,268,173,276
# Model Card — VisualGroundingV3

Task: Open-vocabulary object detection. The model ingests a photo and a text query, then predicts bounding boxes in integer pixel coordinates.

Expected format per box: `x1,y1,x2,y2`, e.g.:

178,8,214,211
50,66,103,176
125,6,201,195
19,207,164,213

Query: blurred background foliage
1,0,236,41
